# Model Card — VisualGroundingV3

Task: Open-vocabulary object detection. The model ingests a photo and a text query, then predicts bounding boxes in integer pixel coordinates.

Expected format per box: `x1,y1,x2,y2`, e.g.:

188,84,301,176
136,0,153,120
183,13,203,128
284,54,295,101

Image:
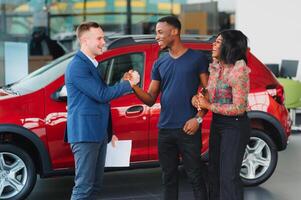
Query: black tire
0,144,37,200
240,129,278,186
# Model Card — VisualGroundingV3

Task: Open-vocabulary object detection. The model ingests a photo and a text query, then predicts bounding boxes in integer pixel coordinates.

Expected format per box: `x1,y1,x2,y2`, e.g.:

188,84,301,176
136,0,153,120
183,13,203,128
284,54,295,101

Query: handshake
123,70,140,87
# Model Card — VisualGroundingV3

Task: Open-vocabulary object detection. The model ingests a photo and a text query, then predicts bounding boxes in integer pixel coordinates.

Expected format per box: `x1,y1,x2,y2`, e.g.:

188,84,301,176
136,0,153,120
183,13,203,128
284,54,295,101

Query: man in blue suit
65,21,140,200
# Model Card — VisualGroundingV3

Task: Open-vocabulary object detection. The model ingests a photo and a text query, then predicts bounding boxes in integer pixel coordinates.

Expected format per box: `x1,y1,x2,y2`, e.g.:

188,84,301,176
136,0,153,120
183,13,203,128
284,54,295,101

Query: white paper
105,140,132,167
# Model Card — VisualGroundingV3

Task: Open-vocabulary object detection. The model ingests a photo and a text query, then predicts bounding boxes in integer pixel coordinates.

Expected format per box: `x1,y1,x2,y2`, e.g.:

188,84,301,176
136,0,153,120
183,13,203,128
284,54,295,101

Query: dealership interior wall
236,0,301,80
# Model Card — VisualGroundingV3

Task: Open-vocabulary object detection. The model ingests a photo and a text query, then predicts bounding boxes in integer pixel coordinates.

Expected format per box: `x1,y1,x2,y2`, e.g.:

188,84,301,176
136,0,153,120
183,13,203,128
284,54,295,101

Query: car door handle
126,106,144,116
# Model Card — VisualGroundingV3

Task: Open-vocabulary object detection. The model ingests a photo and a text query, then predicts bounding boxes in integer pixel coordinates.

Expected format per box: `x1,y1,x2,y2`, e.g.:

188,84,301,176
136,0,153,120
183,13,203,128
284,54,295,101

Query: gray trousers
70,138,107,200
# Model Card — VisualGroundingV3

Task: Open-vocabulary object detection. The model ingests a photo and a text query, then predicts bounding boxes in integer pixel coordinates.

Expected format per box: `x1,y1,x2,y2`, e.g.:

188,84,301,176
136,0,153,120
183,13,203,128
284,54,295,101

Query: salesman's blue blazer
65,50,132,143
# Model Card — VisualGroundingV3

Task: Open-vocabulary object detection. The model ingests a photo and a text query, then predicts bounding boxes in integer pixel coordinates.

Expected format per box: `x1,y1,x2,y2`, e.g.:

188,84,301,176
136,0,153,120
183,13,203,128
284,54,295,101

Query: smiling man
132,16,209,200
65,21,139,200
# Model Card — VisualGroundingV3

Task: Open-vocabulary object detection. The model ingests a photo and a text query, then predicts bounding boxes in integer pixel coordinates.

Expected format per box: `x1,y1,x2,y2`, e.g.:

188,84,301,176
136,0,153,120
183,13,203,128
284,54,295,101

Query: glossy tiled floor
28,122,301,200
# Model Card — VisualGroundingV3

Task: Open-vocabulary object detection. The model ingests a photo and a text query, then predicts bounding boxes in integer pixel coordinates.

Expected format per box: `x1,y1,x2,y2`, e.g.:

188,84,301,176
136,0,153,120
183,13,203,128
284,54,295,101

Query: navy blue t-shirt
152,49,209,129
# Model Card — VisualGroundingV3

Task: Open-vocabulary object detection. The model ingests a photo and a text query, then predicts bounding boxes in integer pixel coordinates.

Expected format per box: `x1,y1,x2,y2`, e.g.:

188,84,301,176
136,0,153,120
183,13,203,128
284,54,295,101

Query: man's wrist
195,116,203,124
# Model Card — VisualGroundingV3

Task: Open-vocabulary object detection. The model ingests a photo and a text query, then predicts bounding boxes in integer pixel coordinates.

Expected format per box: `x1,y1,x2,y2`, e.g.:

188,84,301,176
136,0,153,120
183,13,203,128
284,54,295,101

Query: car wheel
0,144,36,200
240,129,278,186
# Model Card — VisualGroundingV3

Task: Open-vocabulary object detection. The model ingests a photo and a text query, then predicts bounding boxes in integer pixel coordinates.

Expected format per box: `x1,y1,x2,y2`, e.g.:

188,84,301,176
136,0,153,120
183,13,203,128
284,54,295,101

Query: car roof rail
181,34,215,42
107,37,138,50
106,34,216,50
106,35,156,50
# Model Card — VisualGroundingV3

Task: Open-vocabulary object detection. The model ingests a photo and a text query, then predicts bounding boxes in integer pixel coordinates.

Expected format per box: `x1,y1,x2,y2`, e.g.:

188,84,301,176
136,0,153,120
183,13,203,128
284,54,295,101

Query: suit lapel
76,51,105,83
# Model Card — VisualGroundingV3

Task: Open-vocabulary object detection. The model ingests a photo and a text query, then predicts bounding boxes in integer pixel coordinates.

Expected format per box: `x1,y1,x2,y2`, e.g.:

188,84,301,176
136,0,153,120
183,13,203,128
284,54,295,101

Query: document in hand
105,140,132,167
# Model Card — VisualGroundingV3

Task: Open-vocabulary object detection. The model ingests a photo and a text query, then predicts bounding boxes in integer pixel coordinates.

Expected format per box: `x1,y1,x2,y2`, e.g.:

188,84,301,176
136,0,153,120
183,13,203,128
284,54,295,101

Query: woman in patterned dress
192,30,251,200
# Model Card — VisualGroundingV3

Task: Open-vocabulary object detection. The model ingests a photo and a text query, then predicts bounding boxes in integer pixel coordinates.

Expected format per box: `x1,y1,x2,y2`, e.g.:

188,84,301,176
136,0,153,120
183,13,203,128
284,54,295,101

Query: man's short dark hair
157,16,181,31
76,21,101,39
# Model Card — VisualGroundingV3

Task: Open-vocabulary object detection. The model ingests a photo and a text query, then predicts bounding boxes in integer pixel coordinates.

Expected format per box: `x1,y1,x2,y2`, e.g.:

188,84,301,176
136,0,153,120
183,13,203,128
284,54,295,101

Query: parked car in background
0,35,291,200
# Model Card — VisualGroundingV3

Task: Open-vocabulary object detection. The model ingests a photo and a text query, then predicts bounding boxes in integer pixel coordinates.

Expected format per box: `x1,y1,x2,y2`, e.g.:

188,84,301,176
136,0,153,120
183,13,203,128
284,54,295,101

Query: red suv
0,35,291,200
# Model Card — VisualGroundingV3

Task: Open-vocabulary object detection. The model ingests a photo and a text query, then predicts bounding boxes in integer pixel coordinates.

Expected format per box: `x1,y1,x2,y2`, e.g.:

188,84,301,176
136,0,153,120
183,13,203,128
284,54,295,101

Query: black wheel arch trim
247,111,287,150
0,124,53,176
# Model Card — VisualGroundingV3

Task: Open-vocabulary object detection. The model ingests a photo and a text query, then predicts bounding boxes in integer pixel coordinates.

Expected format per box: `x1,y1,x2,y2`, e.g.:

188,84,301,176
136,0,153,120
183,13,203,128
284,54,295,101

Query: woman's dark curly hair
218,30,248,65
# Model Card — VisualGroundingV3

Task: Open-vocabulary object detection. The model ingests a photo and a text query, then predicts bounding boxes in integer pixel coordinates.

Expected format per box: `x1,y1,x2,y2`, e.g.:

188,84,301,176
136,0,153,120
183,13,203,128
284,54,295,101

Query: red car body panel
0,39,291,171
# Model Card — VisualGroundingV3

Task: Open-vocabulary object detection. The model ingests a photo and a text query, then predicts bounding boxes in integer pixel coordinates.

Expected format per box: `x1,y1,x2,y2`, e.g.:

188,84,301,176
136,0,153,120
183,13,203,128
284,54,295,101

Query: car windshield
7,53,75,95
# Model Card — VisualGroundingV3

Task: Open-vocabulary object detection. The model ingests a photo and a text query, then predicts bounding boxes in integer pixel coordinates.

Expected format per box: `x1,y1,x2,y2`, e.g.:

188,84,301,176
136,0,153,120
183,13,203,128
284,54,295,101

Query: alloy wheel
0,152,28,199
240,136,271,179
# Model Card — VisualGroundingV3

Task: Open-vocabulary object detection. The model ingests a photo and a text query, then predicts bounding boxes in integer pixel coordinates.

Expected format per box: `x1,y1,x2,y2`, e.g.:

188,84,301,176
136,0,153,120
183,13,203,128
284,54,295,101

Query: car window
97,53,145,87
9,53,74,95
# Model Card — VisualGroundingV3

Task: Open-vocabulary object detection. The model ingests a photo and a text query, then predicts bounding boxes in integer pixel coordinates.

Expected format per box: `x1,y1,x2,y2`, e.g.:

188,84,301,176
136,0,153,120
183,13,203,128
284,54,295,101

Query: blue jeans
70,138,107,200
158,128,208,200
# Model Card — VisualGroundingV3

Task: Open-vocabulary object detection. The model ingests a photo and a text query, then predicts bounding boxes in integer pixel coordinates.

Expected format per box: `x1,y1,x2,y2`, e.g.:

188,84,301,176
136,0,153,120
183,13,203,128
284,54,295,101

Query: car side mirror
52,85,67,102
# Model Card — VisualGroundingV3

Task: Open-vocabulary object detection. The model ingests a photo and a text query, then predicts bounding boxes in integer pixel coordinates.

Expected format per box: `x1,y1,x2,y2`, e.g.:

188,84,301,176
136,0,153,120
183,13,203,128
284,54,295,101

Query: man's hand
122,72,131,81
127,70,140,87
111,134,118,148
183,118,200,135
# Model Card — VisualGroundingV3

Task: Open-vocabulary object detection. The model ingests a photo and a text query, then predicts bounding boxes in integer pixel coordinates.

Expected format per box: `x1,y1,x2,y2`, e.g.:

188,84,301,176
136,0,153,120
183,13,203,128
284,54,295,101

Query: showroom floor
27,117,301,200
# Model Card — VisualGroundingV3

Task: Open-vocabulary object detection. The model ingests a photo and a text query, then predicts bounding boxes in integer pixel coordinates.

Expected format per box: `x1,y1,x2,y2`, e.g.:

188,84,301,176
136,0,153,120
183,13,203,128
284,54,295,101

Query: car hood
0,89,18,100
